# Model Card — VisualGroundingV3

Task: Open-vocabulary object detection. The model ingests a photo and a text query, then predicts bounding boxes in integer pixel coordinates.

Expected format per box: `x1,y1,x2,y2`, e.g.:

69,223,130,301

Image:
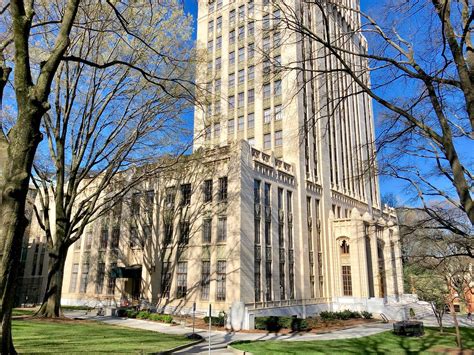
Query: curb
227,342,254,355
155,337,204,354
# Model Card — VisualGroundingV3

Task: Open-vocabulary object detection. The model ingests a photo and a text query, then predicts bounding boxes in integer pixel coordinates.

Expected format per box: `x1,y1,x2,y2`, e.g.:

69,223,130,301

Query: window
263,59,271,74
216,261,226,301
248,65,255,81
274,55,281,71
274,80,282,96
214,122,221,138
248,43,255,58
264,108,272,123
201,261,211,300
202,219,212,243
248,137,255,146
238,26,245,41
74,238,81,250
111,227,120,249
263,83,271,99
275,130,283,146
203,179,213,203
216,36,222,50
255,260,261,301
238,115,245,130
216,0,222,10
215,57,221,70
265,258,272,301
273,9,281,27
107,263,116,295
229,30,236,44
181,183,191,206
229,9,236,24
179,221,190,245
143,225,152,243
238,69,245,84
228,95,235,110
228,119,235,134
100,228,108,250
69,263,79,293
238,5,245,20
79,263,89,293
263,14,270,30
341,240,350,254
229,51,235,65
342,265,352,296
176,262,188,298
208,20,214,35
207,40,213,51
216,16,222,33
215,78,221,92
146,190,154,219
229,73,235,87
161,262,171,298
218,176,228,201
164,223,173,244
165,187,175,207
274,32,281,47
96,262,106,294
130,226,139,248
248,21,254,37
238,92,244,107
248,112,255,128
215,102,221,115
254,179,261,204
248,0,254,16
263,37,270,51
248,89,255,104
207,60,213,72
238,47,245,62
264,133,271,149
217,217,227,242
275,105,282,120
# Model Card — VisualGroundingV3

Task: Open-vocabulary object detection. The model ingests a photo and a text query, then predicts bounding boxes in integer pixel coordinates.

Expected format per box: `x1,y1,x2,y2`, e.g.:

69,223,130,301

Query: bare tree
29,2,195,318
0,0,194,351
273,0,473,237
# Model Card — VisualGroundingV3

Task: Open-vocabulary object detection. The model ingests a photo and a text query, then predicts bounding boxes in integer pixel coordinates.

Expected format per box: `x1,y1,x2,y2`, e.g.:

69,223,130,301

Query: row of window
69,262,116,295
162,260,227,302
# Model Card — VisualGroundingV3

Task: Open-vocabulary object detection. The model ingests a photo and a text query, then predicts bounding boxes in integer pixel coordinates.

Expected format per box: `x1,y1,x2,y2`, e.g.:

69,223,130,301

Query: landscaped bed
231,327,474,354
12,317,193,353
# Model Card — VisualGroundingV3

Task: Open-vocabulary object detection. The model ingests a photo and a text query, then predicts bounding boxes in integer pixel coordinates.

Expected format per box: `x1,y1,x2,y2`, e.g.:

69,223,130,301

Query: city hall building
19,0,405,329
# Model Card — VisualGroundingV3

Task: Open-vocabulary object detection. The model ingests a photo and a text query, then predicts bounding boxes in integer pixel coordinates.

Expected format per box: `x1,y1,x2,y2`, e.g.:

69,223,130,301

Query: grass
13,318,192,353
232,327,474,354
12,309,36,317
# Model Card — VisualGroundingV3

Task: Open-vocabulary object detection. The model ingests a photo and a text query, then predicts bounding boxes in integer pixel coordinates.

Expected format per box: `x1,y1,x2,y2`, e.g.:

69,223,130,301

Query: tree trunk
0,106,43,354
36,246,68,318
448,302,463,349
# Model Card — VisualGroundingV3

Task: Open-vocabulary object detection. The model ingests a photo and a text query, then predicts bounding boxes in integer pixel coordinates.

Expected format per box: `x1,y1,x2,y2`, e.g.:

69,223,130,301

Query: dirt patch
430,346,474,354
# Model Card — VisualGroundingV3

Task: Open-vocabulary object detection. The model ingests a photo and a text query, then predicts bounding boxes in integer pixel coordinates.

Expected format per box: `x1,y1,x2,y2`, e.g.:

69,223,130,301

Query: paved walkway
65,311,393,354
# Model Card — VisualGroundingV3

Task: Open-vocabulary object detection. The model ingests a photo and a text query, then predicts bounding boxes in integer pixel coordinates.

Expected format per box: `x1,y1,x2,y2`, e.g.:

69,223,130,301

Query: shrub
319,310,361,321
136,311,150,319
148,314,173,323
204,314,226,327
254,316,309,331
362,311,373,319
125,309,138,318
319,311,336,321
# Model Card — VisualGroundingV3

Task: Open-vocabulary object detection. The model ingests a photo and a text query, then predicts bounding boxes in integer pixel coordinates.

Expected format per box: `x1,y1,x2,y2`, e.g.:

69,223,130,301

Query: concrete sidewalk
65,311,393,354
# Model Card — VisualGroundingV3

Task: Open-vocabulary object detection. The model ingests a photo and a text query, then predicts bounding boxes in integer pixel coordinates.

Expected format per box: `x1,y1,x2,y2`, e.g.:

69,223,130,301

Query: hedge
255,316,309,331
203,315,225,327
319,310,363,321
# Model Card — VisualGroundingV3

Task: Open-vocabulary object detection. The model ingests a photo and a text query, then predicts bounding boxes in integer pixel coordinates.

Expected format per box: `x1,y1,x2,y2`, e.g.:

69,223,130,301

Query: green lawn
13,318,192,353
232,327,474,354
12,309,36,317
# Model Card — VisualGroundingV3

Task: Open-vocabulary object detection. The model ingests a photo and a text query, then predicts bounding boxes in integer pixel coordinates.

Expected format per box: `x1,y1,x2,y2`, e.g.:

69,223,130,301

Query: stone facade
21,0,406,328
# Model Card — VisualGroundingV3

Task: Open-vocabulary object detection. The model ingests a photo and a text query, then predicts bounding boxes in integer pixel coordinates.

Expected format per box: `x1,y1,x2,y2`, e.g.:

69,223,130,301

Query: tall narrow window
342,265,352,296
202,219,212,244
129,226,139,248
165,187,175,208
161,262,171,298
248,112,255,128
217,217,227,242
265,258,272,301
107,263,117,295
79,263,89,293
203,179,213,203
131,192,140,216
69,263,79,293
176,262,188,298
201,261,211,300
218,177,228,201
181,183,192,206
96,262,106,294
100,228,108,250
228,119,235,135
179,221,190,245
263,133,271,149
111,227,120,249
216,261,227,301
164,223,173,244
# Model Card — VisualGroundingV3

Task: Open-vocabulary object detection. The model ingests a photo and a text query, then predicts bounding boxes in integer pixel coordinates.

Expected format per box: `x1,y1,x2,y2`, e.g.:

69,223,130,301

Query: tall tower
194,0,403,316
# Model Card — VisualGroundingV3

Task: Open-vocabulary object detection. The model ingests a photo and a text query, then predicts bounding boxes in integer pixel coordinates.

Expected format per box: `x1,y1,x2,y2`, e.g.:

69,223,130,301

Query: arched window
341,240,350,255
